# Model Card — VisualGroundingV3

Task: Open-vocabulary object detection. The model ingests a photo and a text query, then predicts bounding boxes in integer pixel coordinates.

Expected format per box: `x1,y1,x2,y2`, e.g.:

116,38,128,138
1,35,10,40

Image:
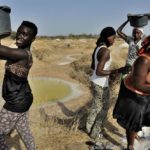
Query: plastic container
0,6,11,39
127,14,149,27
144,13,150,19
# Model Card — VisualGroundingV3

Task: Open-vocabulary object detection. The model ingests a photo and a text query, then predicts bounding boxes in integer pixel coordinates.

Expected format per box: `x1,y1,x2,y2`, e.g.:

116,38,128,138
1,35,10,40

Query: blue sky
1,0,150,36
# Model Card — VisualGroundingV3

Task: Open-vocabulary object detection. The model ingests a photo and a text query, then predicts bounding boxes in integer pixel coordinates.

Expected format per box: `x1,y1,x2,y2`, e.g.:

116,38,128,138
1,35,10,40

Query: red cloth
137,47,145,56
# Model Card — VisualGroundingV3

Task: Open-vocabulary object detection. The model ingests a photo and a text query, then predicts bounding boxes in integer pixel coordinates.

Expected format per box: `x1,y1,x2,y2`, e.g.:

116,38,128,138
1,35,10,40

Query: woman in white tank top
86,27,126,140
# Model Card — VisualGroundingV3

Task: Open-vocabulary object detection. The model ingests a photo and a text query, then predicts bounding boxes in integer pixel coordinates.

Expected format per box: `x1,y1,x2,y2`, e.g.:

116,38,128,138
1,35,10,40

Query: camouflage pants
86,82,109,139
0,108,35,150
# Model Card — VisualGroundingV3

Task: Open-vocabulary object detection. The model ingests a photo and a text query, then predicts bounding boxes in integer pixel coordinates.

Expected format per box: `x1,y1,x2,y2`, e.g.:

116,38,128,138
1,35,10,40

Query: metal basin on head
128,13,149,27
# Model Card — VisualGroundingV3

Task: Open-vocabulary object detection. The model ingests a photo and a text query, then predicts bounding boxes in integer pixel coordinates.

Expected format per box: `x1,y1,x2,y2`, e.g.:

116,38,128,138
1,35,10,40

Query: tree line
10,31,98,39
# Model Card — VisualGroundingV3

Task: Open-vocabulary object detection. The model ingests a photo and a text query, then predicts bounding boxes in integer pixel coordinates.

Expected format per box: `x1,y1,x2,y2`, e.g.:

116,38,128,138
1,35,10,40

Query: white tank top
90,45,111,87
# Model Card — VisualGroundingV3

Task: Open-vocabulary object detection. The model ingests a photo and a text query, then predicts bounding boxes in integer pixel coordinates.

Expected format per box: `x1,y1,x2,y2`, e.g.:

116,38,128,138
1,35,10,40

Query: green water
29,78,71,105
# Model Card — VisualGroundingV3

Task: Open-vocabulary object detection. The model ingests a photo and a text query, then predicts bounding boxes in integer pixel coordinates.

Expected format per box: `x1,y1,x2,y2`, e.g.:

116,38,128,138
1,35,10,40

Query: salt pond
29,77,82,106
0,77,83,107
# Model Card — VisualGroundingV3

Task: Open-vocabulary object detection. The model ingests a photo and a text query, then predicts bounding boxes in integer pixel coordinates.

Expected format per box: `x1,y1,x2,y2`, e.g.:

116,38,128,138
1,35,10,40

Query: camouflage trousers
0,108,35,150
86,82,109,139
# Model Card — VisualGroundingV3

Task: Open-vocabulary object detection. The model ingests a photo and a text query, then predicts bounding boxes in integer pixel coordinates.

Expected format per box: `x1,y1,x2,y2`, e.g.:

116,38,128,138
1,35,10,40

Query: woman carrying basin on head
0,20,38,150
117,14,149,77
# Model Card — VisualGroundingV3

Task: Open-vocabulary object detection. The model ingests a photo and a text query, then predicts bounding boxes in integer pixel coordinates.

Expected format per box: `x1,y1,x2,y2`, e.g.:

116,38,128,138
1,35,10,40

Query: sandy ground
0,37,150,150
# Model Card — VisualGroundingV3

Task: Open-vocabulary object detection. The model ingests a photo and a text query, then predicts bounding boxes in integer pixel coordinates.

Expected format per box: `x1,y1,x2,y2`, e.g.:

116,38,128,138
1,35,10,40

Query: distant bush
37,34,98,40
67,34,97,39
9,32,120,40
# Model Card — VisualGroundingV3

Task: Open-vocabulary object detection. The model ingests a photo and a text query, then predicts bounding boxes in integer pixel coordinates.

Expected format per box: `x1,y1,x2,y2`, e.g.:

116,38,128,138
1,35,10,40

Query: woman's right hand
118,66,132,74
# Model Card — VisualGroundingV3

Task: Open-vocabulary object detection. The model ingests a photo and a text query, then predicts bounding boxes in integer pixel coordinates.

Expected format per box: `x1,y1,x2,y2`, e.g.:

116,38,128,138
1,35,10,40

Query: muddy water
29,77,71,105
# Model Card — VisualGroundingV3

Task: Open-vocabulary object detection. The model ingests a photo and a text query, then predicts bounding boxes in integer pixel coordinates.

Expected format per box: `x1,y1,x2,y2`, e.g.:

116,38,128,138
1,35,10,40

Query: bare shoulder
8,47,29,61
15,48,29,57
134,56,150,69
98,47,109,56
139,55,150,64
97,47,110,61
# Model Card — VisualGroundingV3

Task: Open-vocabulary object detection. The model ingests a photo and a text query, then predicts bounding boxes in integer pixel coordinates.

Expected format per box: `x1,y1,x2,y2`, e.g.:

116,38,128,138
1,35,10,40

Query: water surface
29,77,71,105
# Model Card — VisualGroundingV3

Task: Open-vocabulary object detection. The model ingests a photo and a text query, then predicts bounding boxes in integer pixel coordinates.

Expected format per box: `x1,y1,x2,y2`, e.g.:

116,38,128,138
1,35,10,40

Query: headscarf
133,27,144,34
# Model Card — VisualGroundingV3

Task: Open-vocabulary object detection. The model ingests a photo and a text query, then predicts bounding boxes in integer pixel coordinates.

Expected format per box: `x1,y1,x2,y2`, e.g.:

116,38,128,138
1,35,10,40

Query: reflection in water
29,77,71,105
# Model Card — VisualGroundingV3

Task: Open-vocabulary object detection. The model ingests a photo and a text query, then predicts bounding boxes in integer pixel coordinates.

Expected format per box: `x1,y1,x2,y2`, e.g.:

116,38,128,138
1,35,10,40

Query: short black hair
20,21,38,37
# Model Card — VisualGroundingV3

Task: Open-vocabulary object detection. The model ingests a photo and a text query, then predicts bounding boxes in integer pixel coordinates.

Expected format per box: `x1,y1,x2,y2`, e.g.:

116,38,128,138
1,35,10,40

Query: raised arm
117,19,129,42
0,45,28,60
133,56,150,94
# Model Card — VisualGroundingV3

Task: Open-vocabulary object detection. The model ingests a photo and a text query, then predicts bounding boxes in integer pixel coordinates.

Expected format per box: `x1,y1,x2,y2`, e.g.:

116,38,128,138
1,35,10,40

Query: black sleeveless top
2,50,33,113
